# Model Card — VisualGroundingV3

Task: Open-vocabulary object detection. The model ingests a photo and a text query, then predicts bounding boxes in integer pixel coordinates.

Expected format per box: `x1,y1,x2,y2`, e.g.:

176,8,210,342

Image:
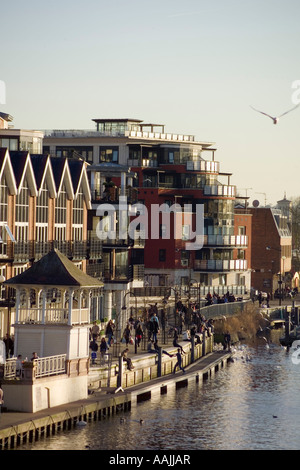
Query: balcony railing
204,185,236,197
4,354,67,379
203,235,248,247
0,239,102,262
194,259,248,271
186,160,220,172
90,186,139,204
17,307,89,325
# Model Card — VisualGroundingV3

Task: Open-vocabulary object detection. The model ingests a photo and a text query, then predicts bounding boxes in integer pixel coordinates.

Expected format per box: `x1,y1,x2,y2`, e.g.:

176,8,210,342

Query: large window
55,184,67,241
15,178,29,241
56,146,93,162
36,185,49,242
73,189,84,241
99,147,118,163
0,173,8,223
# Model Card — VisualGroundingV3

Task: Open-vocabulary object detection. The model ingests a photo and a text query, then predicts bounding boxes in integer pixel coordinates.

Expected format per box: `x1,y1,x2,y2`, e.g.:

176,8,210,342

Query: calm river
18,333,300,451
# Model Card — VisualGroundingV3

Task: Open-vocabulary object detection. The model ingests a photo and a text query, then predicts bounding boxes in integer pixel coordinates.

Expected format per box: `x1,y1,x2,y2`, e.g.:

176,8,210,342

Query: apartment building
248,206,292,296
0,116,103,336
44,118,250,301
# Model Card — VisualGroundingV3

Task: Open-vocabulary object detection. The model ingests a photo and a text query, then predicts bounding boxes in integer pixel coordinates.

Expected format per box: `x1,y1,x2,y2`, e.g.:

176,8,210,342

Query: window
0,173,8,223
182,225,190,241
36,185,49,242
238,226,246,235
55,184,67,241
99,147,119,163
73,189,84,241
159,249,166,262
15,178,29,242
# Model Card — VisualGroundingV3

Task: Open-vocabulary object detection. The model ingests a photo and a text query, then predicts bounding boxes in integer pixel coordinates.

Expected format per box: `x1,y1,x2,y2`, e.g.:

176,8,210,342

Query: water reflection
18,337,300,451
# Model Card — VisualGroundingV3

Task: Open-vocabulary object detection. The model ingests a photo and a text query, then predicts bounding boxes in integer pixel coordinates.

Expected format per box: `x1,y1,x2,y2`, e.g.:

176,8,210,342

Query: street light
266,246,286,306
122,291,138,353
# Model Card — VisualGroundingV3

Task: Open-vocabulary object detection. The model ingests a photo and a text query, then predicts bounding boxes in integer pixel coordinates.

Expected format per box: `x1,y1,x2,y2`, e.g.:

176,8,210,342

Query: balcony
91,186,138,204
186,160,220,172
204,185,236,197
194,259,248,271
203,235,248,247
0,239,102,263
17,307,89,325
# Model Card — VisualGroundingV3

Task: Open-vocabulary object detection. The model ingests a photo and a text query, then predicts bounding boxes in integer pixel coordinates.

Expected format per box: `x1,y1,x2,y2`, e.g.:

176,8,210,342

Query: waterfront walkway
0,347,232,448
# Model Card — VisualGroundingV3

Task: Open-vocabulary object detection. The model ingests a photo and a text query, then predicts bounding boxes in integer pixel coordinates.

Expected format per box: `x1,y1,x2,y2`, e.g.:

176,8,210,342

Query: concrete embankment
0,349,232,450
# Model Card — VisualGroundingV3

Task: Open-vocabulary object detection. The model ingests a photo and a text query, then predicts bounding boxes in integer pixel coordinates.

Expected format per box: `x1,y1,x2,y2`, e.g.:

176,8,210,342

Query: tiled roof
5,249,103,287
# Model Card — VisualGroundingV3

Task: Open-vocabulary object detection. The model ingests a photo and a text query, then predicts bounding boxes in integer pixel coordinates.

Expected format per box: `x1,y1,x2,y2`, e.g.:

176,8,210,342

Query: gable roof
4,249,103,288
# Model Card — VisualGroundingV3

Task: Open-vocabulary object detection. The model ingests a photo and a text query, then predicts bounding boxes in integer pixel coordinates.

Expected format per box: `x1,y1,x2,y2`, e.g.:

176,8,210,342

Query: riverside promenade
0,332,232,449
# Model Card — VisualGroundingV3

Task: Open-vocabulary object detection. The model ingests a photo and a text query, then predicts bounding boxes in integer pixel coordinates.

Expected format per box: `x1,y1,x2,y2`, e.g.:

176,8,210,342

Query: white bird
250,104,299,124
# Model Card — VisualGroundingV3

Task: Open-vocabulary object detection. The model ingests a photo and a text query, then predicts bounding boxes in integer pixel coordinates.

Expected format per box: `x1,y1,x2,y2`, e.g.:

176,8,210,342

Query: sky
1,0,300,206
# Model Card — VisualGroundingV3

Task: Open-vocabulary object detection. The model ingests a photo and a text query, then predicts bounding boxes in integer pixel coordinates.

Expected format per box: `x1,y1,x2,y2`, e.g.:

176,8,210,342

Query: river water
18,332,300,451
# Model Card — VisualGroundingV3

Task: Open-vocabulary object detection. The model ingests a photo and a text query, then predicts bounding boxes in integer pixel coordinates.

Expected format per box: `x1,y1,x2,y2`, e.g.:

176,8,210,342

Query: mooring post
157,347,162,377
117,355,123,388
191,335,195,363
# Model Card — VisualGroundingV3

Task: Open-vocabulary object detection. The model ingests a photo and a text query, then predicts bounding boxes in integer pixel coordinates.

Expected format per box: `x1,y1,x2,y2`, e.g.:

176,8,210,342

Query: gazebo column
41,288,47,324
68,288,74,326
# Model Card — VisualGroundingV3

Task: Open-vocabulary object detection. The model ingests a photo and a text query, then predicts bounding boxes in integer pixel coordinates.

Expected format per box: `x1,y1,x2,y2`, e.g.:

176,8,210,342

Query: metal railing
3,354,67,379
17,307,89,325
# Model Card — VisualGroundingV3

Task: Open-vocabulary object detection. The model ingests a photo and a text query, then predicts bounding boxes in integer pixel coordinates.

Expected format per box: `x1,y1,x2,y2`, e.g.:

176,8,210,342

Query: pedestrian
172,328,185,354
178,313,184,334
0,382,3,415
3,334,13,358
150,313,159,342
31,352,39,361
121,348,134,371
123,324,131,346
16,354,23,378
105,320,115,347
99,337,108,365
223,331,231,351
135,323,143,347
91,321,100,341
173,348,185,374
89,339,98,364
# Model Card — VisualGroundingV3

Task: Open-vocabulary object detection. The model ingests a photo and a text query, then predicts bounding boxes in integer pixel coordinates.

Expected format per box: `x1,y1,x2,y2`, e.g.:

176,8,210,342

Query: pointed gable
30,154,56,198
0,148,17,195
50,157,74,200
9,150,37,196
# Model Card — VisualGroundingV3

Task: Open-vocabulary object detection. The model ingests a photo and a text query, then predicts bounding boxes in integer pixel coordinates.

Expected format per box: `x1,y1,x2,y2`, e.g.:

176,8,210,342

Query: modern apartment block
44,118,251,301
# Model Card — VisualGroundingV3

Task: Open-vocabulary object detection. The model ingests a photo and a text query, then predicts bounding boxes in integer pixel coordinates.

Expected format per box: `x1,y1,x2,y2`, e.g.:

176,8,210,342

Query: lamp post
122,291,138,353
266,246,287,306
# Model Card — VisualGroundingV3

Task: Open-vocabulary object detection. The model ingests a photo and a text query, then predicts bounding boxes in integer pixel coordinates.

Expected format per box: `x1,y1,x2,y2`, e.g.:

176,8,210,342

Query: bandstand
2,249,103,412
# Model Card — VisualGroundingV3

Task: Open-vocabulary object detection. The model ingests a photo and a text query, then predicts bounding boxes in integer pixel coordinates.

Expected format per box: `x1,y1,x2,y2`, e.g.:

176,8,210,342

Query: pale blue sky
1,0,300,205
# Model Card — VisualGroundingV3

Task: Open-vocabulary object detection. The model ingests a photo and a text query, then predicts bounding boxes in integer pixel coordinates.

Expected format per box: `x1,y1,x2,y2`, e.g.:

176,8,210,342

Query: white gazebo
2,249,104,412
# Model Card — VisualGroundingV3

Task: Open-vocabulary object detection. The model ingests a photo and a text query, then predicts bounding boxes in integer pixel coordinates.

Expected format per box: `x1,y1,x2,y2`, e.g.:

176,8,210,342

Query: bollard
157,347,162,377
191,336,195,363
117,355,123,389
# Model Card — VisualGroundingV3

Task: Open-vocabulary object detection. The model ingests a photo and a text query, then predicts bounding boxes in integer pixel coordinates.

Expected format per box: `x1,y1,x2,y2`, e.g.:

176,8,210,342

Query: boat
279,325,300,347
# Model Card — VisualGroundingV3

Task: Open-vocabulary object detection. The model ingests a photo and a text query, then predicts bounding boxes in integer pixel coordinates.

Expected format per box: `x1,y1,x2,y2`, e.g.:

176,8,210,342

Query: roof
4,249,104,288
92,118,143,123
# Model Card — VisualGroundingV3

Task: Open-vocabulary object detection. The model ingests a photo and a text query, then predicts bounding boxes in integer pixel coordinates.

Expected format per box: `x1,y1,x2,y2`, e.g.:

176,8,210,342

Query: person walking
91,321,100,341
105,320,115,347
173,348,185,374
150,313,159,343
99,337,108,365
89,339,98,364
0,383,3,415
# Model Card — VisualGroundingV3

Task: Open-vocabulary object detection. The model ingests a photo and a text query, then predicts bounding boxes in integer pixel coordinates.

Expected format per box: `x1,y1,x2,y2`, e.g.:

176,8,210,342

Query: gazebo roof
4,249,104,288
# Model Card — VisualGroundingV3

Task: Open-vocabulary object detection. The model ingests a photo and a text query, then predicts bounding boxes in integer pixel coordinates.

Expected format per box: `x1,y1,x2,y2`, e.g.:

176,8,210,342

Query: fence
3,354,67,379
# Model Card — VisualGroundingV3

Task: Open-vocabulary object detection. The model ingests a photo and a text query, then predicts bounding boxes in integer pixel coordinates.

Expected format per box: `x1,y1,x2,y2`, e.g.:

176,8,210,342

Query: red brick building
248,207,292,295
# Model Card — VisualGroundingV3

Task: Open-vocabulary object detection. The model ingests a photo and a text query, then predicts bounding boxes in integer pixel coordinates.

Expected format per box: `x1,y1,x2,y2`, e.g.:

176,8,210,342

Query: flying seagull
250,104,299,124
